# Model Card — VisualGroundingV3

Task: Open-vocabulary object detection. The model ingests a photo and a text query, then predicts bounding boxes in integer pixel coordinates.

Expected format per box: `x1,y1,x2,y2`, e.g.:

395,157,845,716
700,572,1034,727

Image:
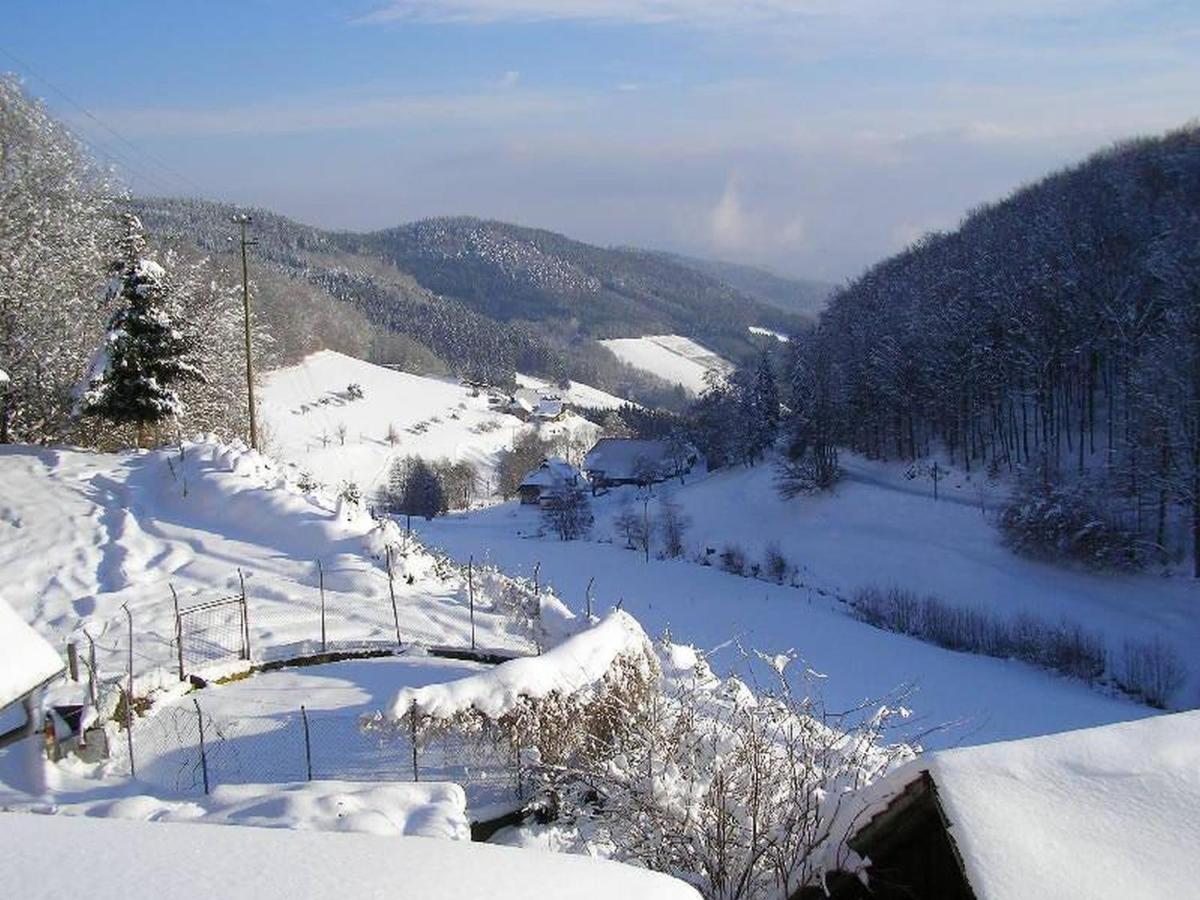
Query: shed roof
519,457,579,490
870,711,1200,900
0,595,63,710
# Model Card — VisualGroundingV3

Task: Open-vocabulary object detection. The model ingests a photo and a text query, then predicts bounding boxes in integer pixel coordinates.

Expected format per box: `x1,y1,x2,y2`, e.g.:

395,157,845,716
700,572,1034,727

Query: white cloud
499,70,521,88
708,176,750,250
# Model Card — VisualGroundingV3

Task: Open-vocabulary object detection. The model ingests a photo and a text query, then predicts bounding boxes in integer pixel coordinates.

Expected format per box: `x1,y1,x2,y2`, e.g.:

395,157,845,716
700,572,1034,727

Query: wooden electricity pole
232,214,259,450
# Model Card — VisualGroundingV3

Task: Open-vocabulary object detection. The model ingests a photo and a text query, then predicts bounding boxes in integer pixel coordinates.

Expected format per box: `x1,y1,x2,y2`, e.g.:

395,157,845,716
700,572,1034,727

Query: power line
0,44,208,197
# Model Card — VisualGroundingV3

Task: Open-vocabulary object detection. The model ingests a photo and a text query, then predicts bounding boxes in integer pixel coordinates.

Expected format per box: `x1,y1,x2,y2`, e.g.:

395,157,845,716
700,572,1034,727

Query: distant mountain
134,201,806,408
654,253,833,319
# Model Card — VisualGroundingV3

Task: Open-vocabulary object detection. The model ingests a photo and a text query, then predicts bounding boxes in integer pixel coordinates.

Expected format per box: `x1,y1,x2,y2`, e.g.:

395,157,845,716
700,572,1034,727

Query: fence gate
174,585,250,680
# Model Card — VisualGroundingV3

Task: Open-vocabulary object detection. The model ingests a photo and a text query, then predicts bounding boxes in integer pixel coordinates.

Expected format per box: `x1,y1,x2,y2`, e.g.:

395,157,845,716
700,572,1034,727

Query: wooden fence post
238,568,251,661
193,698,209,795
317,560,326,652
301,705,313,781
586,576,595,620
410,699,419,783
121,604,135,778
66,641,79,682
86,632,98,706
170,584,184,681
468,555,476,651
387,546,402,648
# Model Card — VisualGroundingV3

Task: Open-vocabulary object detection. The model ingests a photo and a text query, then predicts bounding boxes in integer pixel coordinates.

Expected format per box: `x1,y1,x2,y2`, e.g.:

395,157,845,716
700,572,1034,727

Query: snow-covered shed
583,437,693,489
0,595,64,748
517,457,581,505
813,711,1200,900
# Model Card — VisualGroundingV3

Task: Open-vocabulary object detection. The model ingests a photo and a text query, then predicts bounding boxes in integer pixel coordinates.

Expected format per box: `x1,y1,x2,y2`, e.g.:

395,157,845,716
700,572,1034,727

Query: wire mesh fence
116,700,521,807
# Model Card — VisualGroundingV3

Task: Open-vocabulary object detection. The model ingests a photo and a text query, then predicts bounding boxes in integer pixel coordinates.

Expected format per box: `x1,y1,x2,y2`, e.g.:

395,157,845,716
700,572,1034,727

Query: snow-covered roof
0,595,63,710
519,457,579,490
916,712,1200,900
0,811,701,900
533,398,564,419
583,438,672,479
389,610,651,721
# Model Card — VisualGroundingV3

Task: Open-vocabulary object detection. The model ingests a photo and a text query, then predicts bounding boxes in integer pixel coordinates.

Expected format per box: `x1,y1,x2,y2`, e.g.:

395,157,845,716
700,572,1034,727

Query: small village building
0,596,65,750
583,438,694,491
803,711,1200,900
518,457,583,505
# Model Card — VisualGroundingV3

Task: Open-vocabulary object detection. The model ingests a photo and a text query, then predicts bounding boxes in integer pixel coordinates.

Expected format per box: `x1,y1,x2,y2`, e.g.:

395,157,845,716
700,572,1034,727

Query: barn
582,438,694,491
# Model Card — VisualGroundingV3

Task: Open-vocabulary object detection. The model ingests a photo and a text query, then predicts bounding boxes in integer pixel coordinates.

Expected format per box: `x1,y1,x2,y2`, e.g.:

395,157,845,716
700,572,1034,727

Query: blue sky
6,1,1198,279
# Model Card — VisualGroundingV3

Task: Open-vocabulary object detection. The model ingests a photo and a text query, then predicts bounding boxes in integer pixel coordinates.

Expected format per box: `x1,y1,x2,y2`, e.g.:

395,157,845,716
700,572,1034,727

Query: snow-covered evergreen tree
80,214,203,444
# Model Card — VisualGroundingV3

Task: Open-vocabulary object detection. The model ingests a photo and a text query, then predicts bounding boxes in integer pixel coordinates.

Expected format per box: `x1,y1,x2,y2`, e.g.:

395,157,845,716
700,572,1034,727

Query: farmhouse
0,595,64,749
518,457,582,505
805,711,1200,900
583,437,694,490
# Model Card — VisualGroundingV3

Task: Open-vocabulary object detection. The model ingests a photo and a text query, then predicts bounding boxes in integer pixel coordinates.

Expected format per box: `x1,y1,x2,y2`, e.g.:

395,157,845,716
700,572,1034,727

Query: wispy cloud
84,89,581,138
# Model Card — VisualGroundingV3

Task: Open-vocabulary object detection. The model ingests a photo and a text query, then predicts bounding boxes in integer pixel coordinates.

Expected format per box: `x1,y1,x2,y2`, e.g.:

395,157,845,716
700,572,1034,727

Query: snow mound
389,610,650,720
0,810,702,900
72,781,469,839
921,711,1200,900
0,595,64,710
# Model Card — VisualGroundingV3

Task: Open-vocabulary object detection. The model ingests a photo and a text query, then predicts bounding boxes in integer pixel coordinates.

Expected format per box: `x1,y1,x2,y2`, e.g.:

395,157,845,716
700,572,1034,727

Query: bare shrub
850,586,1109,691
719,543,747,576
1119,637,1186,708
763,542,792,583
659,498,691,559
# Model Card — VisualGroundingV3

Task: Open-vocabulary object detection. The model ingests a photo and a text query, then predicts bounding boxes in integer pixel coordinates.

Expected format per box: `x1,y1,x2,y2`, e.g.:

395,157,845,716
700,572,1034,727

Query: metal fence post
170,584,185,681
193,698,210,795
317,560,326,652
86,632,98,706
410,700,419,783
122,603,135,778
468,555,476,651
301,705,313,781
387,545,402,648
238,568,251,661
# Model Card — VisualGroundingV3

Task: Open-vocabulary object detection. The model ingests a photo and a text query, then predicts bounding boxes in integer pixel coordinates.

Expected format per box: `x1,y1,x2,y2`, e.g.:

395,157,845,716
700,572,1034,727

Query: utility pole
232,214,259,450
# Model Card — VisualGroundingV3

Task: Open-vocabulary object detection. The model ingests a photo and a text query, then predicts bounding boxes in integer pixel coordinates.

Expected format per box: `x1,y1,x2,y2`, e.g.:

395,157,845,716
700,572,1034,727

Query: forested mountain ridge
134,200,804,397
784,125,1200,572
651,252,833,318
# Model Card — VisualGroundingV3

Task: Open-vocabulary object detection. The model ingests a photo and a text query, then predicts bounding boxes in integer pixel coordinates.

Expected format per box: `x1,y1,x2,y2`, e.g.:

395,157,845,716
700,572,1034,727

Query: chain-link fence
114,699,521,807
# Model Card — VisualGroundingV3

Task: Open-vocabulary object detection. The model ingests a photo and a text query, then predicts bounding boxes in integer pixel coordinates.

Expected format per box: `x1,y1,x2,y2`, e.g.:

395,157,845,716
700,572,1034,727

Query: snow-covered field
259,350,601,496
416,455,1199,747
515,372,630,411
0,811,700,900
599,335,732,394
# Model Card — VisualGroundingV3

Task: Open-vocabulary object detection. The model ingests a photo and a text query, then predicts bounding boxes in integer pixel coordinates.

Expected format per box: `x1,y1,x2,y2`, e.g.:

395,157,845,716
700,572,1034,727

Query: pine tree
749,353,780,462
80,215,203,444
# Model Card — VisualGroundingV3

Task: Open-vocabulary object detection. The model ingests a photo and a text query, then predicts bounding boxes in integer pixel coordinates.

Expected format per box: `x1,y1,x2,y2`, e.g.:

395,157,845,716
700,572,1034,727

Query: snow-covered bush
1000,482,1148,572
379,613,913,900
1118,636,1186,709
530,646,913,900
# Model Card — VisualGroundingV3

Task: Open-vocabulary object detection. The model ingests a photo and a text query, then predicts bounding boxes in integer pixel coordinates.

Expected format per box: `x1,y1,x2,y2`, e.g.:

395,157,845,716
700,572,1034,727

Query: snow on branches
79,214,204,441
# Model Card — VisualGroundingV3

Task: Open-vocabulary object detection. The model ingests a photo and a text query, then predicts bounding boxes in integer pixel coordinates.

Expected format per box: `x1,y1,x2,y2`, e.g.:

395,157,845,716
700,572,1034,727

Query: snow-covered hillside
0,439,565,695
599,335,732,394
417,454,1199,746
259,351,602,497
